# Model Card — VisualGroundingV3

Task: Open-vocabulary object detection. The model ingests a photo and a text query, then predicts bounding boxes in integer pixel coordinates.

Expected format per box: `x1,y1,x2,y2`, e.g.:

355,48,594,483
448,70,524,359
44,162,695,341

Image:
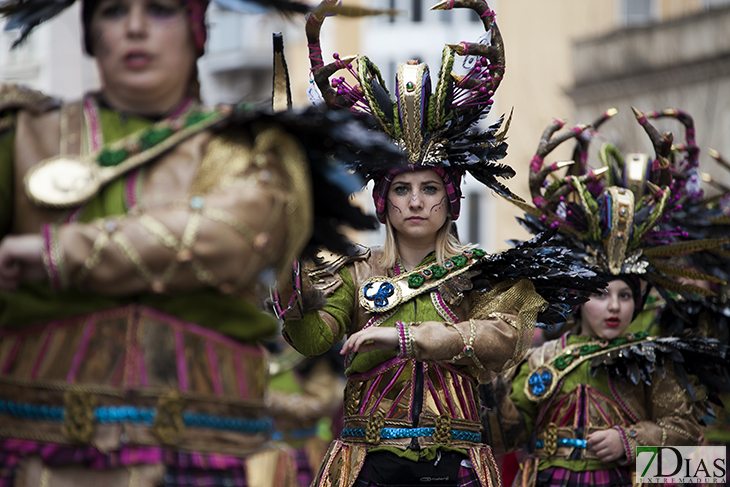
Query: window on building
412,0,422,22
621,0,655,26
705,0,730,8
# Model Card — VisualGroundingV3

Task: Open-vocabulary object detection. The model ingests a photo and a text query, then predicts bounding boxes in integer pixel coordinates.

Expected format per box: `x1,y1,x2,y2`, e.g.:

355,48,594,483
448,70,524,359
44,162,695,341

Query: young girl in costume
274,1,604,485
0,0,395,485
484,108,729,487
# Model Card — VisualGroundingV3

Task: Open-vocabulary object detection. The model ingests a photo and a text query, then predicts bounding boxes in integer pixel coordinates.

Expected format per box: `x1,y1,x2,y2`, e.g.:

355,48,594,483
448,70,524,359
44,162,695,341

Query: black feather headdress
510,107,729,305
304,0,521,203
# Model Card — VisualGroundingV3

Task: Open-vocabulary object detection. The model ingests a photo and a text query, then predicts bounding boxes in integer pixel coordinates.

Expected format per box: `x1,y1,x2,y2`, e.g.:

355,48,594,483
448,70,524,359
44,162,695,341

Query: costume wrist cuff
449,319,487,375
272,260,302,319
41,223,68,291
396,321,414,359
613,425,634,465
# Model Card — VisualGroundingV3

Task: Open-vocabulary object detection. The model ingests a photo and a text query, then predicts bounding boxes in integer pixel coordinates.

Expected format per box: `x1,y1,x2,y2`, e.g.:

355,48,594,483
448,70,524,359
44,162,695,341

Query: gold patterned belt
0,304,270,455
532,423,605,460
342,357,483,449
342,413,482,448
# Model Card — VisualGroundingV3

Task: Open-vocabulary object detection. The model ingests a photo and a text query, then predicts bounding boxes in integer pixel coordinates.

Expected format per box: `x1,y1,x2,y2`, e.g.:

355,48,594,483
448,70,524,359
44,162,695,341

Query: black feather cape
590,333,730,419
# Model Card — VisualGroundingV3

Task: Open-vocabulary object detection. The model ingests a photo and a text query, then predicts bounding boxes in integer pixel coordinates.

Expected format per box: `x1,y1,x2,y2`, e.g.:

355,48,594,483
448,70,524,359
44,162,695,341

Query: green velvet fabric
285,253,469,461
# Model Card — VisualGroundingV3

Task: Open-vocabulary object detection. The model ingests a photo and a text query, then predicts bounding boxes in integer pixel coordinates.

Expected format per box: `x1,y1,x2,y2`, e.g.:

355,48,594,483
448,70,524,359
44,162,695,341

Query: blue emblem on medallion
528,369,552,396
363,281,395,310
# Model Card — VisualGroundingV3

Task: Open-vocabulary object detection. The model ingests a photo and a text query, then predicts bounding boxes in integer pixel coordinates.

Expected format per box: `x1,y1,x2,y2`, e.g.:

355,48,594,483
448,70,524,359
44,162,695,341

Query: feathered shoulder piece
260,33,401,262
0,83,58,113
590,333,730,417
306,244,370,281
305,0,519,200
468,229,608,327
510,107,729,302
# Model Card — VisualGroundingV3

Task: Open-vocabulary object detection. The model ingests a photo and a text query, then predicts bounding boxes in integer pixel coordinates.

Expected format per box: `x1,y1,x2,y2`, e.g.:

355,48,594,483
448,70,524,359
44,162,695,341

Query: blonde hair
380,215,471,270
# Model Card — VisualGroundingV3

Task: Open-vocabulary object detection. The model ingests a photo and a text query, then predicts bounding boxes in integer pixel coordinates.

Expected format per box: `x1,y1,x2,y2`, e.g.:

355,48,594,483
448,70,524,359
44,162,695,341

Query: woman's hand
0,234,46,291
586,429,626,463
340,326,399,355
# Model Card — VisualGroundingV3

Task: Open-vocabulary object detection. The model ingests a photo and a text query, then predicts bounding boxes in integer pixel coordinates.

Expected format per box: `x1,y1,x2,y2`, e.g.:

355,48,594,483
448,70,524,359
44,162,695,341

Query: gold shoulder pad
0,83,59,133
306,244,370,283
0,83,59,114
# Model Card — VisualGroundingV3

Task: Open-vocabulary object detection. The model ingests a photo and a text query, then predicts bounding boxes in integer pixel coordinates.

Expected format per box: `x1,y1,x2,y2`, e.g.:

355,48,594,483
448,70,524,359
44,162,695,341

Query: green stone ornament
451,255,468,268
97,148,129,167
408,274,425,289
140,127,174,150
430,264,448,279
185,111,212,127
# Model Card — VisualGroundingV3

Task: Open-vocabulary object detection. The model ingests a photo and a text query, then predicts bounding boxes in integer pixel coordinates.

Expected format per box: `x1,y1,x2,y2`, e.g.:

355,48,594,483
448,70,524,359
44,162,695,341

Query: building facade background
1,0,728,252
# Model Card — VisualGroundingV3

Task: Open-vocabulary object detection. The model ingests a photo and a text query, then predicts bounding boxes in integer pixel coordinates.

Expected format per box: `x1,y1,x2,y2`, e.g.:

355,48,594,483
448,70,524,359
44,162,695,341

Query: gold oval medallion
24,156,101,208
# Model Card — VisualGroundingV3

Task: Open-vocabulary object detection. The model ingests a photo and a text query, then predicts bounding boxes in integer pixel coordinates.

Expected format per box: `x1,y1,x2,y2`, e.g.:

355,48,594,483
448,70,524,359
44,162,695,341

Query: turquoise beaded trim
0,399,273,434
535,438,587,449
342,426,480,443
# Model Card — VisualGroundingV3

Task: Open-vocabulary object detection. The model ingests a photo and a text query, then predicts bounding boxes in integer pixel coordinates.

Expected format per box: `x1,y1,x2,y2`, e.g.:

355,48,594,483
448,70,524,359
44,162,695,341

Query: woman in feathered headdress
483,107,730,487
0,0,398,485
274,1,605,485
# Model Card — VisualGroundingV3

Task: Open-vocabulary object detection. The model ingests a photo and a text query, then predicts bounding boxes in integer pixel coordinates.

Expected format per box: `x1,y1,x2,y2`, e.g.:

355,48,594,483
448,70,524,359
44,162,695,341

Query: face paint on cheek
429,196,447,213
387,199,402,213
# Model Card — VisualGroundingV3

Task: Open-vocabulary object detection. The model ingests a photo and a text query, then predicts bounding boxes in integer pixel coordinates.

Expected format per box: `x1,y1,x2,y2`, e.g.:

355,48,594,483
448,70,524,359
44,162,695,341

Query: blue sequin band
342,426,481,443
535,438,587,448
0,399,272,434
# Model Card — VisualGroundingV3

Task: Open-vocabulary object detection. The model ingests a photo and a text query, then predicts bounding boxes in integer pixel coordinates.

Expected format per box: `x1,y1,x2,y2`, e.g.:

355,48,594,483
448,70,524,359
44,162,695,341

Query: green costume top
484,331,702,480
284,247,543,468
0,102,277,342
285,254,462,377
510,334,616,472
